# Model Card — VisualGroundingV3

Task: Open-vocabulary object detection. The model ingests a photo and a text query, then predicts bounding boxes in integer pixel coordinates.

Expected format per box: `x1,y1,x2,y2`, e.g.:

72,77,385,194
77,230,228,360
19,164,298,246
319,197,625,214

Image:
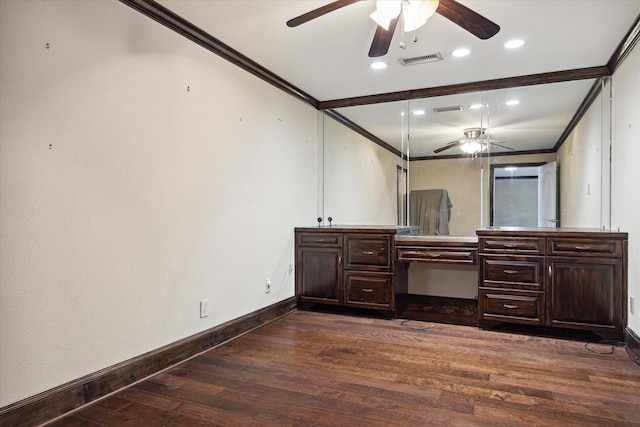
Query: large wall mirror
319,77,612,236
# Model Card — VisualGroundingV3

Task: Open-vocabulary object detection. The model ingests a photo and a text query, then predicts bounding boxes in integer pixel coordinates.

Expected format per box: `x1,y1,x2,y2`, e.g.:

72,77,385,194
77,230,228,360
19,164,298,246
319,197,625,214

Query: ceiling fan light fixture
370,0,401,31
460,140,486,154
402,0,439,32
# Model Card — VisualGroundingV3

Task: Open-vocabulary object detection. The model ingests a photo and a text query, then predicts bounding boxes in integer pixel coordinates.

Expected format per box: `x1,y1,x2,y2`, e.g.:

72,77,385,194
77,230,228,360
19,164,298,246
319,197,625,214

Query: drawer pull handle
361,289,374,293
503,304,519,309
315,239,325,242
362,251,374,255
503,243,519,248
402,251,444,258
503,270,518,274
574,246,591,250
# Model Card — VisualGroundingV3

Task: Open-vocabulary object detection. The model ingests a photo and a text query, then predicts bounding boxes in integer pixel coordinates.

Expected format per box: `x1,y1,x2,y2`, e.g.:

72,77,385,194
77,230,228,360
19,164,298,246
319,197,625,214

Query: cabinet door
547,257,623,333
296,247,342,305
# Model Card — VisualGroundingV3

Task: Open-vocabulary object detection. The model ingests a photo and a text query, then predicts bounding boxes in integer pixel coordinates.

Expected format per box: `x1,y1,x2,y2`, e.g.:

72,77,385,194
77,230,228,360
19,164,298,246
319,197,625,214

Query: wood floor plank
47,310,640,427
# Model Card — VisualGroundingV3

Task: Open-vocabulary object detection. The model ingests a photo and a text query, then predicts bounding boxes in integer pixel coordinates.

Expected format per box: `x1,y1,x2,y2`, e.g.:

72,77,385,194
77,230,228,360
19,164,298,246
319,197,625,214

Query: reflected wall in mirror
557,77,611,229
319,102,409,227
321,78,611,234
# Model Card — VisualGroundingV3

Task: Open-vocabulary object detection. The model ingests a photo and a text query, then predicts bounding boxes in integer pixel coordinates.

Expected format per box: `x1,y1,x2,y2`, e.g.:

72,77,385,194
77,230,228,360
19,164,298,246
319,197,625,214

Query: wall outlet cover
200,299,209,318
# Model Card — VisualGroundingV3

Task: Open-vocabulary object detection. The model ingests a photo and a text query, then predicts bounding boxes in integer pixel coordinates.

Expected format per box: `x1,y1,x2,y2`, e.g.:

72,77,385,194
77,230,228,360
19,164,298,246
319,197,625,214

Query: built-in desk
296,226,629,339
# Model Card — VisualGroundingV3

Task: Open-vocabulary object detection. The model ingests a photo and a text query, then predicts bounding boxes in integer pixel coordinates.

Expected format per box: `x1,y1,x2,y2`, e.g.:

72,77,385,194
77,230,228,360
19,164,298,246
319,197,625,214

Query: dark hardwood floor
46,309,640,426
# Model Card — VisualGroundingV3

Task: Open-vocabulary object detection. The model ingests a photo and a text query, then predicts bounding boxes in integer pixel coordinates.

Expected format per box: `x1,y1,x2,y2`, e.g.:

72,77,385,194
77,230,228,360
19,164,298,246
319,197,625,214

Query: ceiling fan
286,0,500,57
433,127,513,154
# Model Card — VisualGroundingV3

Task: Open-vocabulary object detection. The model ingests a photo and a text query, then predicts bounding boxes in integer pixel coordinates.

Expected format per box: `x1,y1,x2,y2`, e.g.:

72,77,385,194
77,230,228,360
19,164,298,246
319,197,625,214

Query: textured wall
0,0,317,406
611,41,640,335
322,115,402,226
557,86,609,228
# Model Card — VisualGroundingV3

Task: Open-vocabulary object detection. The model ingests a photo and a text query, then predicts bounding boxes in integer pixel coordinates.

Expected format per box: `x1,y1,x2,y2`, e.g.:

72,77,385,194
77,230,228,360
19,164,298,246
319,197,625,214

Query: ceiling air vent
398,52,443,66
433,105,465,113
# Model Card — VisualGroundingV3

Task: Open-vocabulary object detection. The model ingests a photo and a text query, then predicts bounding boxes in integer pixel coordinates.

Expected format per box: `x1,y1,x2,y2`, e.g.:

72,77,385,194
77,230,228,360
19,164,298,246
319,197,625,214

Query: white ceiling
155,0,640,157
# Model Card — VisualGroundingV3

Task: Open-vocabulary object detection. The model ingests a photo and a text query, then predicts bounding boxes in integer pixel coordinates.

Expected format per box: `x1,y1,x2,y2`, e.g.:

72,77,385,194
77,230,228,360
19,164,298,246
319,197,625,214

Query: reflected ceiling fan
287,0,500,57
434,127,513,154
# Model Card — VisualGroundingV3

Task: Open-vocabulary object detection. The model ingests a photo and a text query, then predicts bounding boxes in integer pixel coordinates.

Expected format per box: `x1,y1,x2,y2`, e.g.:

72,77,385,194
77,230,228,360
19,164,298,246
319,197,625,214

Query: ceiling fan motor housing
463,127,486,140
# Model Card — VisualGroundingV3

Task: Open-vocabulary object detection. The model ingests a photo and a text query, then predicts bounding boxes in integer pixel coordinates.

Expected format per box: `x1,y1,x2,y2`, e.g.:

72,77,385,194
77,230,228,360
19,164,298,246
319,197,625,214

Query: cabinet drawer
297,232,342,247
345,234,391,270
481,257,543,290
479,289,544,325
547,238,621,257
345,272,392,309
396,246,477,264
480,237,544,255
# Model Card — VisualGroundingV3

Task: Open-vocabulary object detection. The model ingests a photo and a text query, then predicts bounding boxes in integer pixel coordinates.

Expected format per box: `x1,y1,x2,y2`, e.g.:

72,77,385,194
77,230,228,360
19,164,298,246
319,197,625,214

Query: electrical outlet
265,278,272,293
200,299,209,318
631,296,635,315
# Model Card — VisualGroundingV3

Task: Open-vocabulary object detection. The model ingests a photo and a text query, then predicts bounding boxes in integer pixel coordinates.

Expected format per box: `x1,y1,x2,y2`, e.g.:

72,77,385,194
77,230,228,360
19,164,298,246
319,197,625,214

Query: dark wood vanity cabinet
295,226,413,316
546,237,625,333
477,228,628,338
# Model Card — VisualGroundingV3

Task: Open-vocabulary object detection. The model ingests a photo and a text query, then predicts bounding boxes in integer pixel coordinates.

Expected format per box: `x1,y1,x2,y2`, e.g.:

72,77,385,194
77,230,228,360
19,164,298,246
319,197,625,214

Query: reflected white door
538,162,558,227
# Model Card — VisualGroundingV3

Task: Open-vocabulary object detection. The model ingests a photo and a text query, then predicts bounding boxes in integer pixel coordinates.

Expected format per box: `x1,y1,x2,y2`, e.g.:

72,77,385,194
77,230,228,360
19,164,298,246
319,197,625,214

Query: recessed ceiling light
412,109,426,116
452,48,471,57
506,100,520,106
370,61,388,70
469,104,483,110
504,39,525,49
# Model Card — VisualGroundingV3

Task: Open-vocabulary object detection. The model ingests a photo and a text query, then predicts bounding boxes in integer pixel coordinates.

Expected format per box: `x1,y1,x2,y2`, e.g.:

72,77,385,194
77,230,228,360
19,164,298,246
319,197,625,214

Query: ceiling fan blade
436,0,500,40
287,0,361,27
434,140,462,153
488,142,514,151
368,16,399,57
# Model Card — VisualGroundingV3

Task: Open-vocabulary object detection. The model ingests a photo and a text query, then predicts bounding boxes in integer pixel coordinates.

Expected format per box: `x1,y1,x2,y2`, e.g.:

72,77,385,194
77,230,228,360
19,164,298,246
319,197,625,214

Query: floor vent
433,105,465,113
399,52,443,66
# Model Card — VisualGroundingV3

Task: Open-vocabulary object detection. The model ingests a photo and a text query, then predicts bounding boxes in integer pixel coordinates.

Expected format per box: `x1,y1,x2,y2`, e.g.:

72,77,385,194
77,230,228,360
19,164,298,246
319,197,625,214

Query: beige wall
410,156,485,236
611,40,640,335
557,80,610,228
322,115,402,226
0,0,318,406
